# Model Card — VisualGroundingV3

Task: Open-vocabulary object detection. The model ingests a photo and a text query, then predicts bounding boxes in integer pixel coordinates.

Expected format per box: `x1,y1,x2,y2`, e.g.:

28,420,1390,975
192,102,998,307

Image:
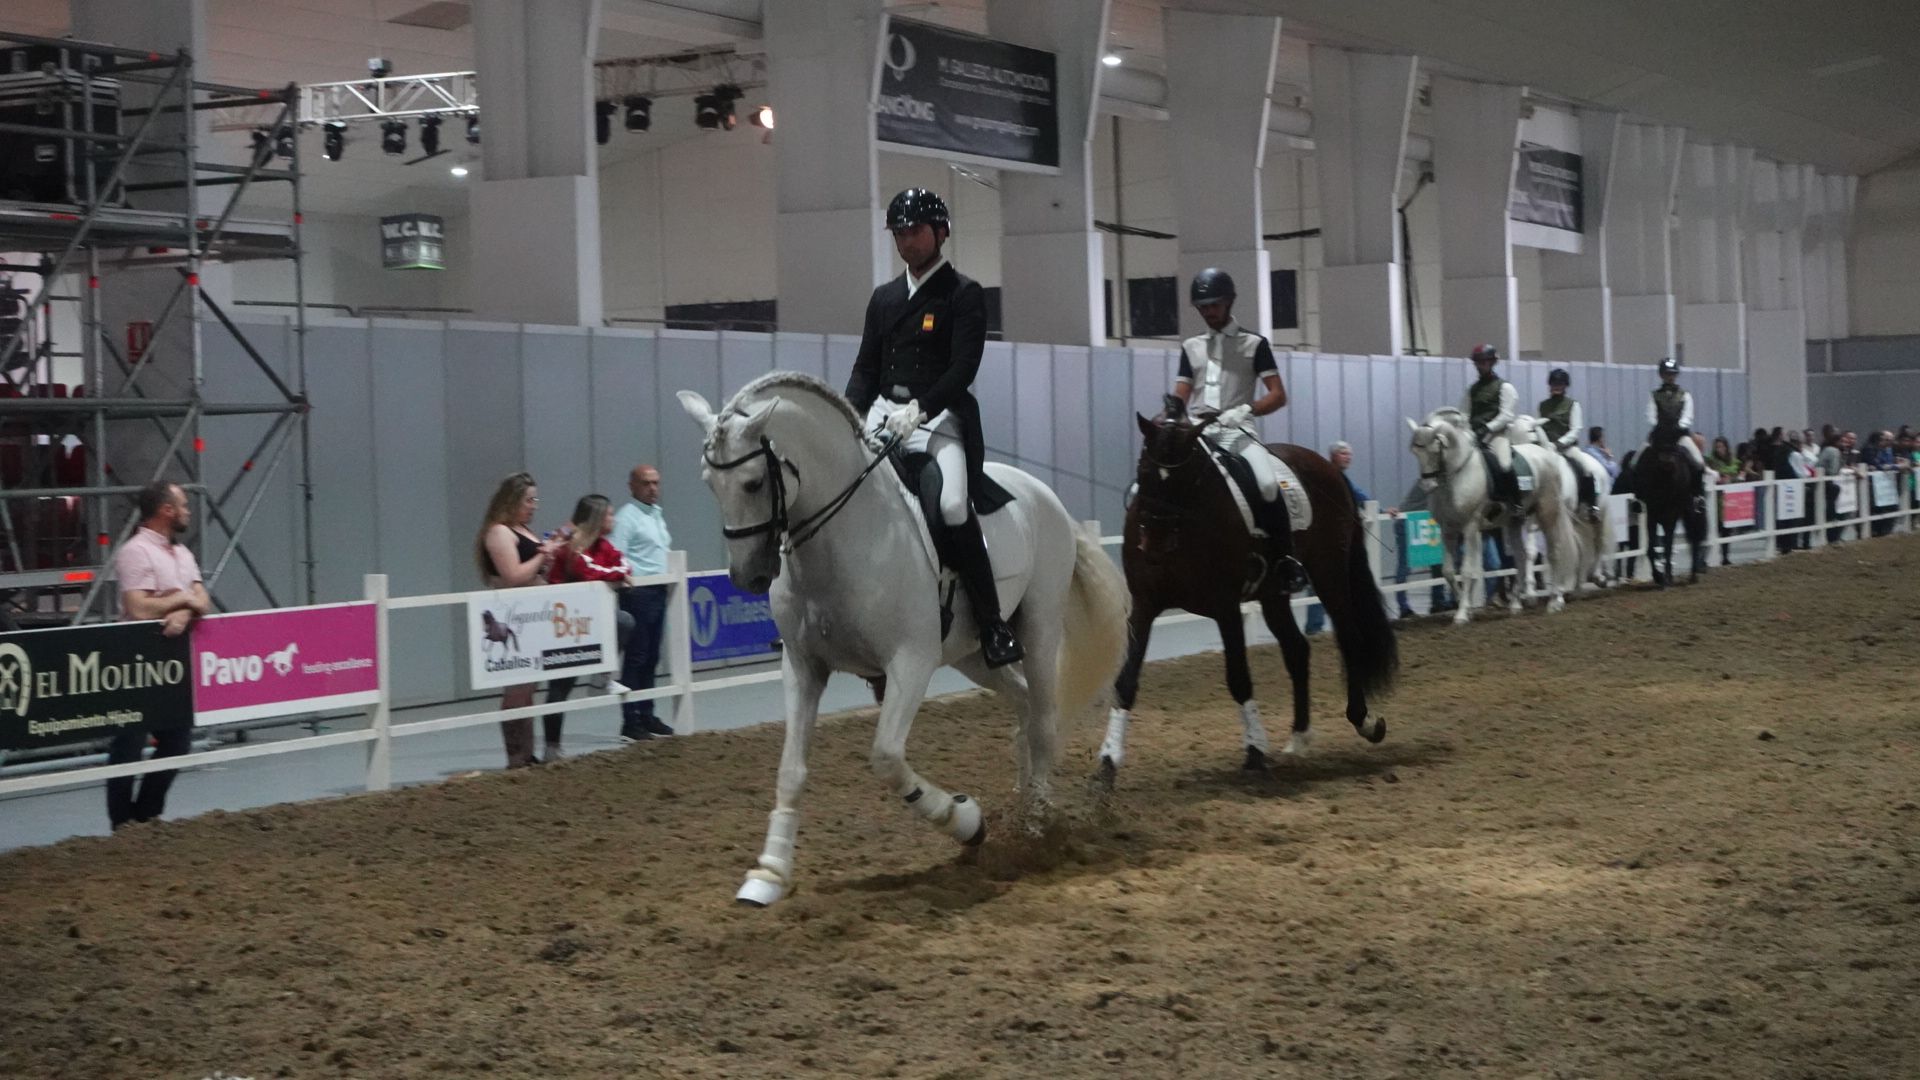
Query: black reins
704,432,902,552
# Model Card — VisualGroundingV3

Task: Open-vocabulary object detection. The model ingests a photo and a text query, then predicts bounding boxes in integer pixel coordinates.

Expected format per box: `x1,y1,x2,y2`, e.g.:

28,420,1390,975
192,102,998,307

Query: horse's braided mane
727,370,863,434
1427,405,1468,427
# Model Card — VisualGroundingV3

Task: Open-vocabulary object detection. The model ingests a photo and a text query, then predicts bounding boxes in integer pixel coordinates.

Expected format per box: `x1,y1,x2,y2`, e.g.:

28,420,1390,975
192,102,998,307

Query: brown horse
1099,399,1398,781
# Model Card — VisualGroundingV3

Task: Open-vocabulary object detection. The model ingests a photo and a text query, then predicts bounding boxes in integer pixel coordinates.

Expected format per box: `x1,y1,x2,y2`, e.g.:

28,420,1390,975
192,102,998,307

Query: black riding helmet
1548,367,1570,387
1190,267,1236,306
1658,357,1679,375
885,188,950,232
1469,343,1500,363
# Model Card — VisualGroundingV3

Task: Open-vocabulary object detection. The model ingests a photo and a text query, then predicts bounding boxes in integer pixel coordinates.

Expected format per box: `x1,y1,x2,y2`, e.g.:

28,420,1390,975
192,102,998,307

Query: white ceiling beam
601,0,762,41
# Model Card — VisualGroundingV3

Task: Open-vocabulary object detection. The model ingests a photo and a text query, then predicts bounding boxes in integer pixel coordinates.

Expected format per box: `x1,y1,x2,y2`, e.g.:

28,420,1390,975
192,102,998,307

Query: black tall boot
1253,494,1311,593
949,514,1022,668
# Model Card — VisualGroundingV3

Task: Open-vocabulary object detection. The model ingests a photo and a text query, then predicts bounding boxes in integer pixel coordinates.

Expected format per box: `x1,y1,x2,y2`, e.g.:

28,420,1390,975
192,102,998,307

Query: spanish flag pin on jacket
922,313,936,332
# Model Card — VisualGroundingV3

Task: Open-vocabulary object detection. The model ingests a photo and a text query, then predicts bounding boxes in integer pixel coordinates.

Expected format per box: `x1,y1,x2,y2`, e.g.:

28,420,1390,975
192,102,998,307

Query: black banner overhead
0,622,191,751
380,213,446,270
1509,143,1584,233
876,18,1061,172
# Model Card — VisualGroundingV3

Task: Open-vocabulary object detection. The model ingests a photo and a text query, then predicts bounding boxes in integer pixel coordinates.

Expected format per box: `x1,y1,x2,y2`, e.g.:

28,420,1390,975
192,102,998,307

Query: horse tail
1056,527,1132,729
1333,512,1398,698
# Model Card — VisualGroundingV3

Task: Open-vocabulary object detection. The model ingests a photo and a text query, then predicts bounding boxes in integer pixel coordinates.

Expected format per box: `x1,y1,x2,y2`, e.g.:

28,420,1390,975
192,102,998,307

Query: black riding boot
1253,494,1311,593
950,514,1022,668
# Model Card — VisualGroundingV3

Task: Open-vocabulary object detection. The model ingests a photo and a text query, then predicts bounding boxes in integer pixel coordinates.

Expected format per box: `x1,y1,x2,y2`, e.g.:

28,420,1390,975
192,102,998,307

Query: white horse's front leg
871,656,984,846
736,652,828,907
1503,521,1526,613
1451,523,1478,625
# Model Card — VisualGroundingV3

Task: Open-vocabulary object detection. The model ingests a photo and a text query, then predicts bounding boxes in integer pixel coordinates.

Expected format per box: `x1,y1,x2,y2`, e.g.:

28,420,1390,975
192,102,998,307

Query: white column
1431,76,1522,358
1538,109,1621,364
766,0,888,335
1606,123,1685,365
1310,47,1417,355
1677,141,1752,369
1802,173,1858,346
469,0,603,326
1745,161,1810,429
1163,10,1281,340
986,0,1109,345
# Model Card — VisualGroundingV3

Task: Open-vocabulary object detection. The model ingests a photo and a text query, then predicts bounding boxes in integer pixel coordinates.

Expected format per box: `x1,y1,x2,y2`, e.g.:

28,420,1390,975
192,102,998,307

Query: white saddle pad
1207,448,1313,537
890,465,1032,613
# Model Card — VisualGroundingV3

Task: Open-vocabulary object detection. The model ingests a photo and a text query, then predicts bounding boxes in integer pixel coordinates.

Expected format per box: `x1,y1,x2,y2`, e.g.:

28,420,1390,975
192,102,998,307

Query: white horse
1510,416,1615,591
679,372,1130,907
1405,407,1578,624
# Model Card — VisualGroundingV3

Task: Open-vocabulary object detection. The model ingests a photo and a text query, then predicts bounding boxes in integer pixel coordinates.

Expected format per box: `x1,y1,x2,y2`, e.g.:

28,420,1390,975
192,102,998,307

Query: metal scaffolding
0,30,312,627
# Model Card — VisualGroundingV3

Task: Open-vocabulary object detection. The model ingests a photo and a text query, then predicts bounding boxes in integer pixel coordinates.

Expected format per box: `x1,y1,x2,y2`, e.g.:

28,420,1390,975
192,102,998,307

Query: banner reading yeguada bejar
465,581,618,691
192,603,380,726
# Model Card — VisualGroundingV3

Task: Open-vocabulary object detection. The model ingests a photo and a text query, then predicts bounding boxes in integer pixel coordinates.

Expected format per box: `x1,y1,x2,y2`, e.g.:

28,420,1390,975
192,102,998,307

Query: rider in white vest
1640,357,1711,503
1460,344,1523,514
1172,268,1310,592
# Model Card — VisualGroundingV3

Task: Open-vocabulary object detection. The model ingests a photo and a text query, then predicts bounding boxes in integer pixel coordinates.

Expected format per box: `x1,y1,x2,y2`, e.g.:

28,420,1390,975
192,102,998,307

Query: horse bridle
704,432,901,552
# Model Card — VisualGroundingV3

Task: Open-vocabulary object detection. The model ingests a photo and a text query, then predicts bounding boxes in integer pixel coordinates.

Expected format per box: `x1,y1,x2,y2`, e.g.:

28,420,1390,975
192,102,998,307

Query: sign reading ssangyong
192,603,381,726
876,18,1060,171
465,581,618,691
0,622,190,751
1510,142,1584,234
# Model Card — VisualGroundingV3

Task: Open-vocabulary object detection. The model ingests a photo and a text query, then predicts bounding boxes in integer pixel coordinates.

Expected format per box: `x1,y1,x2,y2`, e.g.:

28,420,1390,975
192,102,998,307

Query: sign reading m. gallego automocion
465,581,618,692
876,18,1060,171
0,622,191,751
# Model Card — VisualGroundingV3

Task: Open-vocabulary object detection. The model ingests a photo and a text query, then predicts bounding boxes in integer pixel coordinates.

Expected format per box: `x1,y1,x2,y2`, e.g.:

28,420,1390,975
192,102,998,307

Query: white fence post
363,573,392,792
666,549,695,734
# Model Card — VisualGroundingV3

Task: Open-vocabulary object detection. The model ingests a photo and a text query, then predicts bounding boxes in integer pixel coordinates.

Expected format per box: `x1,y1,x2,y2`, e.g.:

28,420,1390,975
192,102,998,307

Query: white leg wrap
1283,729,1313,756
736,808,799,904
1239,700,1270,755
1100,707,1130,766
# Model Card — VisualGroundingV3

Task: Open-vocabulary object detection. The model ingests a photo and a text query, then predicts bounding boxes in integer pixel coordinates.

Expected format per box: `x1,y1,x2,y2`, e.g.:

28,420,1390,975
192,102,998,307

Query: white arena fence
3,471,1913,807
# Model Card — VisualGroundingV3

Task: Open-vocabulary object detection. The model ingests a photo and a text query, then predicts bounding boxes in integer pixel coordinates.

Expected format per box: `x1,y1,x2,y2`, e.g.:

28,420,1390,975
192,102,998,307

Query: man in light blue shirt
610,464,674,740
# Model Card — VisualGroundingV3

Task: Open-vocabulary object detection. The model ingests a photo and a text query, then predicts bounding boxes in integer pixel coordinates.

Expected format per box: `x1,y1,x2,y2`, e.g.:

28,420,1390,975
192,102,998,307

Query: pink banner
1721,487,1756,529
192,603,380,725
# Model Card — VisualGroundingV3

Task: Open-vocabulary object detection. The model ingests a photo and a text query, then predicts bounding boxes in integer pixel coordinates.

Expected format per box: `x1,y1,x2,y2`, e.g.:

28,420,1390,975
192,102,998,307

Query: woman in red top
542,494,636,760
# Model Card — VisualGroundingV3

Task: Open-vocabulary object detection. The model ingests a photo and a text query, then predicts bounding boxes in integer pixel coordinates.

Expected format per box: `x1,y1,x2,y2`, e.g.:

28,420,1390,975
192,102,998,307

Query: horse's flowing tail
1332,516,1399,697
1056,528,1131,729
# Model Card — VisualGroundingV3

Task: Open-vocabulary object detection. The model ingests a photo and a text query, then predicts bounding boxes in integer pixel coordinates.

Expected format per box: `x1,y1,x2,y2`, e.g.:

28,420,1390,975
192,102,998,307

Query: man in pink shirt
106,481,210,829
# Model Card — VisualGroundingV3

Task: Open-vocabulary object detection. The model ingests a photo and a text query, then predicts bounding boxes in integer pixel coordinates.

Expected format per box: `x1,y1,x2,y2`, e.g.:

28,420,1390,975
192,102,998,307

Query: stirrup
1275,554,1310,593
980,620,1023,668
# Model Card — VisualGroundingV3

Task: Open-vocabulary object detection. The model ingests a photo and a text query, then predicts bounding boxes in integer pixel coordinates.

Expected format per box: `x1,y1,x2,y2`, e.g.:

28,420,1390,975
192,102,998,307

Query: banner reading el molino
876,18,1060,171
0,622,191,751
465,581,618,691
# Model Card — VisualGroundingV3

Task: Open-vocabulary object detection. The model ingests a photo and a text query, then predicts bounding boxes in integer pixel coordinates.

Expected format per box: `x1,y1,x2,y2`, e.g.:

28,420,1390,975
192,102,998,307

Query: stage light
624,95,652,133
249,128,272,161
381,119,407,155
695,85,740,131
1102,52,1122,67
749,104,774,130
322,120,346,161
466,114,480,144
594,99,616,145
450,164,468,178
273,124,296,158
419,115,441,155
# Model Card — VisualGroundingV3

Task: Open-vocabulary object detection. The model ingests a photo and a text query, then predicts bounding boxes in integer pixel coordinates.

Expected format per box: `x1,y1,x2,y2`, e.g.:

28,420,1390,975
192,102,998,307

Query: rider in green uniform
1460,344,1522,516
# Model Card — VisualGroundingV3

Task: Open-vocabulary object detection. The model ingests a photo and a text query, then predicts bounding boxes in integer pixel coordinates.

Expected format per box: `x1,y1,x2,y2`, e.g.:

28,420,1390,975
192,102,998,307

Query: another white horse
1511,415,1615,591
1405,407,1578,624
680,372,1130,907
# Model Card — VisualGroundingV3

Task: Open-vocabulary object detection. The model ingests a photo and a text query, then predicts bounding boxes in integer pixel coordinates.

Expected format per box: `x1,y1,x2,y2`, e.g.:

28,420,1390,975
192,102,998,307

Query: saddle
1480,445,1535,513
887,451,1029,640
1201,441,1313,537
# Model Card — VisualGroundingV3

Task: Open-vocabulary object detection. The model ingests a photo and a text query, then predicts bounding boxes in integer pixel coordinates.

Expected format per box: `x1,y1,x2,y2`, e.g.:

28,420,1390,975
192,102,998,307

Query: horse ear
678,391,718,435
737,398,779,441
1137,413,1157,439
1404,416,1419,434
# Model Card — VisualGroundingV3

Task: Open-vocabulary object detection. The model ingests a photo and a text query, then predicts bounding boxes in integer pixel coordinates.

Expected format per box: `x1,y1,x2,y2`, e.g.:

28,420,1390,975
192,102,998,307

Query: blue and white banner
687,572,781,664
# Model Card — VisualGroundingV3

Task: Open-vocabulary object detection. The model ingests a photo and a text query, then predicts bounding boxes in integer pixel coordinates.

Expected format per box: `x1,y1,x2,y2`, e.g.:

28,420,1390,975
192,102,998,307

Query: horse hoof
951,794,986,846
1095,756,1118,791
1358,715,1387,744
1282,731,1312,757
735,875,786,908
1242,745,1269,771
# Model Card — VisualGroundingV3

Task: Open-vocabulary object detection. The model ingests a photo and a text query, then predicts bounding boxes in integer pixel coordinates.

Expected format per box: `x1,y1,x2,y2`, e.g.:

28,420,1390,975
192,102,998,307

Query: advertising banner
1607,493,1632,545
465,581,618,691
0,622,190,751
688,571,781,663
1833,475,1857,516
192,603,380,726
1402,511,1443,569
1509,142,1584,233
1777,479,1805,522
1720,485,1756,529
1869,470,1898,509
876,18,1060,171
380,213,445,270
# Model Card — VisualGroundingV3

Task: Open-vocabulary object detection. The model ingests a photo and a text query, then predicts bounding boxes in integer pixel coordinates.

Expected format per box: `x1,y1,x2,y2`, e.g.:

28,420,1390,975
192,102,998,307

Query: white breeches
1485,433,1513,470
867,400,969,525
1209,424,1279,502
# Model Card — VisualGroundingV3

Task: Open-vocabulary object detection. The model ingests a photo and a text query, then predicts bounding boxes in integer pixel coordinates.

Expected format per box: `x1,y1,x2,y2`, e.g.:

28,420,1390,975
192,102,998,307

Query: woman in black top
476,471,562,768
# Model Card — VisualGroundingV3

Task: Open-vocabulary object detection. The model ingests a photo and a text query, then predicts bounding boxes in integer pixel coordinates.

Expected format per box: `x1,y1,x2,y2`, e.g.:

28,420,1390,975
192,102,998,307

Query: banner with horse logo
465,581,617,691
192,603,380,726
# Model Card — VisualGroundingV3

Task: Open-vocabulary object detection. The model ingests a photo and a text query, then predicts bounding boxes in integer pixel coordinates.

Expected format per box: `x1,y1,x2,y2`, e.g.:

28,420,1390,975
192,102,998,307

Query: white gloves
884,400,926,440
1214,404,1253,430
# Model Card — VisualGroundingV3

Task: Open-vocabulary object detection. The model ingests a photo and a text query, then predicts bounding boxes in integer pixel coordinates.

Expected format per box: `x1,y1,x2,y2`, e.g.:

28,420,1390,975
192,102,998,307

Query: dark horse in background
1099,397,1398,783
1630,421,1708,587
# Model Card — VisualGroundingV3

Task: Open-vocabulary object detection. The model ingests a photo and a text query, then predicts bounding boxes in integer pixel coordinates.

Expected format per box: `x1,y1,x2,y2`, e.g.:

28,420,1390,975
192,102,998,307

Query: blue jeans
619,585,669,727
